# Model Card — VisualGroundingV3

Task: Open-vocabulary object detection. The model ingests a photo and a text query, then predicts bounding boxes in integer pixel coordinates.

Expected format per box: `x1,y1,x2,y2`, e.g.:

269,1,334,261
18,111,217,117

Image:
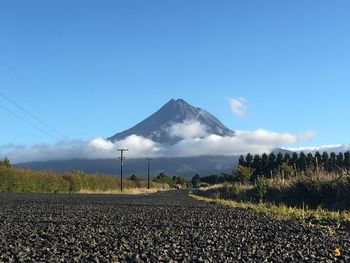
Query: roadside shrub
235,165,254,183
62,171,86,192
153,172,172,188
130,174,141,188
255,178,268,202
278,162,294,180
220,184,240,199
0,157,11,168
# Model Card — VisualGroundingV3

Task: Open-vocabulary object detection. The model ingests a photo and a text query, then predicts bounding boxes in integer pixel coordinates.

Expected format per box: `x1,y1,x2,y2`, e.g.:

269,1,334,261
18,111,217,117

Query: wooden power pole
118,148,128,192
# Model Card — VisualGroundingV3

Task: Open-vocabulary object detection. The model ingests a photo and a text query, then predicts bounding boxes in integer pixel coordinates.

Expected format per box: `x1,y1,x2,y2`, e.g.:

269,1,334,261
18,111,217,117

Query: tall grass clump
195,169,350,211
265,170,350,210
0,166,69,193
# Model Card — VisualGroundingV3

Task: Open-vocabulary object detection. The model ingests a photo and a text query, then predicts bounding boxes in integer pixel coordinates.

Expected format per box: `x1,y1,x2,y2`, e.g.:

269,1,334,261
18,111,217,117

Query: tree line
238,151,350,179
153,172,186,187
191,151,350,187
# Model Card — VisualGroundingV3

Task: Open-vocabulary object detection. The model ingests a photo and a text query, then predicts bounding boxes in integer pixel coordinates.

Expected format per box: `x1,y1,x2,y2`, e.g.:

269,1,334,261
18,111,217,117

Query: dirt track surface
0,190,349,262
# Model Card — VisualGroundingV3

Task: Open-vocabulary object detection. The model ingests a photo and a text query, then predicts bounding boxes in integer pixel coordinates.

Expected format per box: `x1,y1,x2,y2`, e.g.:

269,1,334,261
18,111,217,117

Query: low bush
255,178,268,202
220,183,240,199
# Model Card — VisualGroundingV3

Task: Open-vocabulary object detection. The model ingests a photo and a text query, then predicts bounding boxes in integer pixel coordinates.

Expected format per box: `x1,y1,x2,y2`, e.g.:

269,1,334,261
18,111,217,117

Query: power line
0,91,68,139
0,58,67,139
0,58,51,101
0,103,58,140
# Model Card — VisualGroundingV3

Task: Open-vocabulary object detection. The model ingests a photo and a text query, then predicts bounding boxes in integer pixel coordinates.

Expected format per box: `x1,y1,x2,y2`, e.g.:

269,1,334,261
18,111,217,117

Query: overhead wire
0,103,58,140
0,91,68,139
0,58,50,100
0,58,69,140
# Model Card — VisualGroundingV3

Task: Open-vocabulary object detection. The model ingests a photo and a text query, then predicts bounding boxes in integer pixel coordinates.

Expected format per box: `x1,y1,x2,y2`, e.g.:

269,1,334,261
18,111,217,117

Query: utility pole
161,171,165,189
146,158,152,189
118,148,128,192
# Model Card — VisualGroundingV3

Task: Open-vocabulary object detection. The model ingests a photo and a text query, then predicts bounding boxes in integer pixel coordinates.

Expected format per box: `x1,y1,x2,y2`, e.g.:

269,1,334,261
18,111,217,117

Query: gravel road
0,190,349,262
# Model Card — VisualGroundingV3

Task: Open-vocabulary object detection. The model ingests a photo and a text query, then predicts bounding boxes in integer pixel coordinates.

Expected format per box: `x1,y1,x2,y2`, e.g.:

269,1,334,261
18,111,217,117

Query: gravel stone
0,190,349,262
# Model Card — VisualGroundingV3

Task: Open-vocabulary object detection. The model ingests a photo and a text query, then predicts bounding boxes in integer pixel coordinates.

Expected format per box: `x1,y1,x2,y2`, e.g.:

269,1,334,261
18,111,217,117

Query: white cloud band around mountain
0,125,319,163
168,120,209,139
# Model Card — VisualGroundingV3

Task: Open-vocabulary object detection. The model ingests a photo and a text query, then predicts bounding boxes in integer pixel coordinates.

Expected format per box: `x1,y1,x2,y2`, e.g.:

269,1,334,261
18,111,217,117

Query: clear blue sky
0,0,349,148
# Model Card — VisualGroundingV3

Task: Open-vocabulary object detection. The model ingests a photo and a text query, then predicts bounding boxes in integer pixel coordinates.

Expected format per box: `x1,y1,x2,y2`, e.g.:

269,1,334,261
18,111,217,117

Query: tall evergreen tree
344,152,350,171
299,152,307,172
337,152,344,170
315,151,322,170
306,153,314,170
268,152,277,176
238,155,246,166
291,152,299,173
329,152,337,173
283,153,291,165
322,152,330,172
252,154,262,177
261,153,269,177
276,153,284,168
245,153,253,168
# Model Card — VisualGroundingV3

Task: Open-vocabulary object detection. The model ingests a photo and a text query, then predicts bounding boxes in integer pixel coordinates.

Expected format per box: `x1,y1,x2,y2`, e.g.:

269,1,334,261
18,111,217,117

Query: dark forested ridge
15,156,239,179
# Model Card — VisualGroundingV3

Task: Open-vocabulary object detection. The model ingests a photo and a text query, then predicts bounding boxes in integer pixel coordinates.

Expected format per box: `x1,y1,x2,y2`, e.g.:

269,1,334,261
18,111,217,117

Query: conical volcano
108,99,234,144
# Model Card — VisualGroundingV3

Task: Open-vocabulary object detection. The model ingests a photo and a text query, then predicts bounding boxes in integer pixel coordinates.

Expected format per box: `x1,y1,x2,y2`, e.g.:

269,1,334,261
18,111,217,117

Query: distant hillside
272,148,293,155
16,156,239,179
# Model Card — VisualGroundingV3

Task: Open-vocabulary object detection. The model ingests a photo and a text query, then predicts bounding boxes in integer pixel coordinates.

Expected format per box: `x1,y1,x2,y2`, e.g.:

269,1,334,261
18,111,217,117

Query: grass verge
78,187,169,195
190,193,350,230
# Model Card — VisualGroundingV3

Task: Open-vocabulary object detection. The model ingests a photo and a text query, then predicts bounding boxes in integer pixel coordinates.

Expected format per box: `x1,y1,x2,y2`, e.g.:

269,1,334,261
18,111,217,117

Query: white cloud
229,97,247,117
168,120,208,139
235,129,318,146
164,129,318,157
89,138,114,151
287,144,350,154
0,135,161,163
0,139,116,163
0,126,319,163
113,135,161,158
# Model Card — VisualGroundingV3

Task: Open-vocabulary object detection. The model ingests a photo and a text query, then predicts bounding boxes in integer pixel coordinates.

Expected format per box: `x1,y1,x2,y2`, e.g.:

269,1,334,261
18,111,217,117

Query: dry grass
200,183,253,192
268,170,347,188
78,187,170,195
0,165,169,194
198,169,350,211
265,170,350,210
190,194,350,229
199,183,227,190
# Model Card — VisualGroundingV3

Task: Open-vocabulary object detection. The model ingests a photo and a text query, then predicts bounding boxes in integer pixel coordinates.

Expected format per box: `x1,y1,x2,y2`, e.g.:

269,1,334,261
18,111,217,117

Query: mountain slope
108,99,235,144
